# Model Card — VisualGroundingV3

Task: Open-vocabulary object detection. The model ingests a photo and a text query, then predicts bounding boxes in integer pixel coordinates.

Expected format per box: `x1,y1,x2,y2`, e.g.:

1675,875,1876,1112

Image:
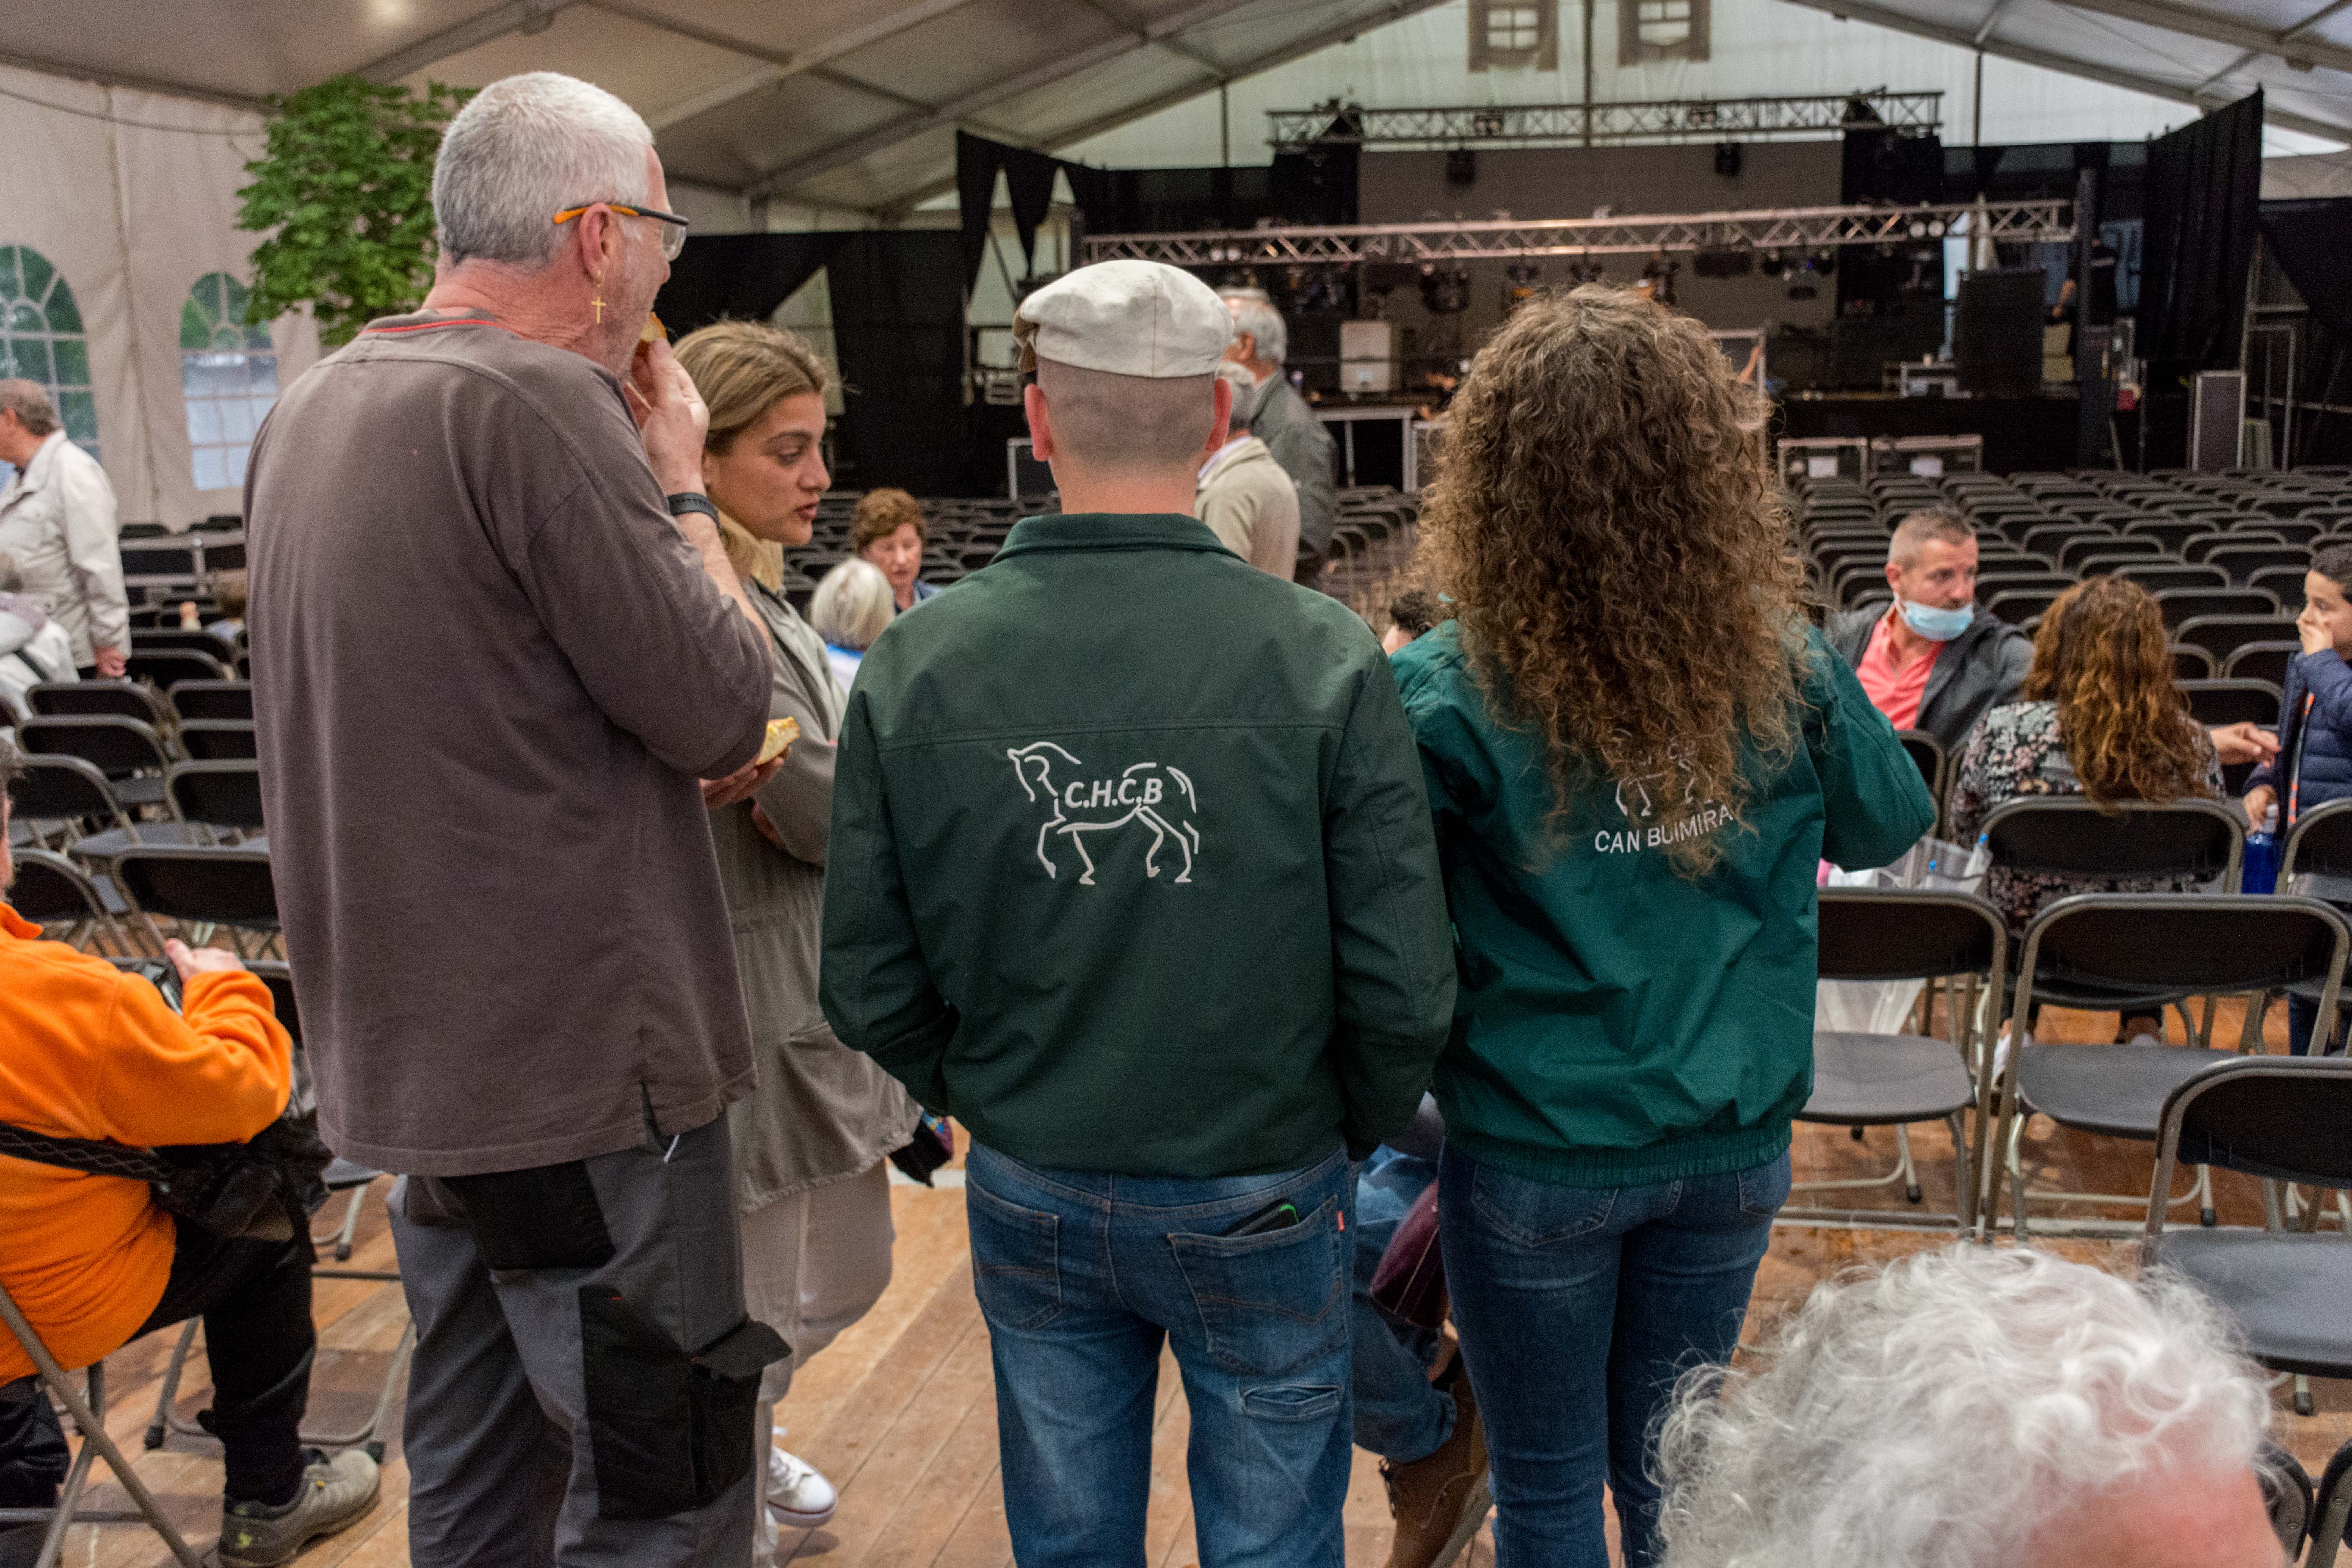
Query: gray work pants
390,1116,782,1568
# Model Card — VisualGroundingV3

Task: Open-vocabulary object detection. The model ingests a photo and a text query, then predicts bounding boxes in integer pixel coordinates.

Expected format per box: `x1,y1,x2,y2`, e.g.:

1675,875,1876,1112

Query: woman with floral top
1949,575,2222,1044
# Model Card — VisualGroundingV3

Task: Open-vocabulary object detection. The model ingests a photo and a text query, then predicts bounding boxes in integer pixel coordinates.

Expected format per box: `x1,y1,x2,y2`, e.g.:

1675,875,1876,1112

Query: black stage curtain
2139,90,2263,388
654,231,969,496
956,132,1105,289
2262,198,2352,343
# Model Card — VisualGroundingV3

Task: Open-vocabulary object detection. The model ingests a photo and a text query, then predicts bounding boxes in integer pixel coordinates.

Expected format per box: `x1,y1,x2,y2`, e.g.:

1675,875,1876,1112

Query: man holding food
246,73,788,1566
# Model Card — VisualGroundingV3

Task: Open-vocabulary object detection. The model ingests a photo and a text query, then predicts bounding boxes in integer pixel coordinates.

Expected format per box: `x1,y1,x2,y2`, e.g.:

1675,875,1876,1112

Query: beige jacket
0,432,126,668
715,515,920,1211
1196,436,1301,579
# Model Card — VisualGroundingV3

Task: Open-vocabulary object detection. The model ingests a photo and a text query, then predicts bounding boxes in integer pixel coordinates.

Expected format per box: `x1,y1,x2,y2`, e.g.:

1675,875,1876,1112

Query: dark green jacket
1391,621,1934,1188
820,513,1455,1177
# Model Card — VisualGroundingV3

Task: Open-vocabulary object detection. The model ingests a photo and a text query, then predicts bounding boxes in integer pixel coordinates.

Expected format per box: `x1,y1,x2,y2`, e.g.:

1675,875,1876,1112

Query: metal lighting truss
1081,199,2073,267
1266,91,1943,151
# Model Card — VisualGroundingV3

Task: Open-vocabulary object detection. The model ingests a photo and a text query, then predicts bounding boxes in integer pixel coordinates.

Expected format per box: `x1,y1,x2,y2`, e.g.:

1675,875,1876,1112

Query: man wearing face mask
1828,509,2032,757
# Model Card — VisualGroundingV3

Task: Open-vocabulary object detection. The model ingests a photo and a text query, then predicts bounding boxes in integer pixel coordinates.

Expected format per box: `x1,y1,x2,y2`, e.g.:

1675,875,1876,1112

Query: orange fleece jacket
0,904,292,1381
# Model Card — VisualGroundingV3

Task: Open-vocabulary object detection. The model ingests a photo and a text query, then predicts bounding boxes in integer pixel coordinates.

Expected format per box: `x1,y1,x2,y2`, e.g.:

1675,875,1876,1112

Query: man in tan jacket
1195,361,1301,578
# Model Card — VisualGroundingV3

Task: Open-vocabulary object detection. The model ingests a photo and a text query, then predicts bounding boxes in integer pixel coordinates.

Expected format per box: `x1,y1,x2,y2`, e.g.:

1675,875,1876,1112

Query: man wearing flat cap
822,259,1453,1566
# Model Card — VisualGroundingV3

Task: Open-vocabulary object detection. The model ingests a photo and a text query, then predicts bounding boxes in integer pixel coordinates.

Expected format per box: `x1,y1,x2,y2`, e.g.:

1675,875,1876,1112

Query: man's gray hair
810,557,895,653
433,72,655,268
1656,1245,2272,1568
0,380,58,438
1220,289,1287,367
1889,507,1974,568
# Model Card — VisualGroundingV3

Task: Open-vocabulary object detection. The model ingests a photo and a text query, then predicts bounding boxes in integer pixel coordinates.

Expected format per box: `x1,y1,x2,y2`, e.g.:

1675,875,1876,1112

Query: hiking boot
215,1448,380,1567
1380,1370,1492,1568
767,1445,838,1530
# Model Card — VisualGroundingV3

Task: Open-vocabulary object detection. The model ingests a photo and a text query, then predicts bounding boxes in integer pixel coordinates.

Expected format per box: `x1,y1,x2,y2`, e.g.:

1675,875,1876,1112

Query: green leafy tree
237,76,472,347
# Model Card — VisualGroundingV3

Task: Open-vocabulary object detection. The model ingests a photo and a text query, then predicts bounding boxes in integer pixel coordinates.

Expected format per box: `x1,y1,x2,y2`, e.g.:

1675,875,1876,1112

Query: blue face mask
1898,598,1973,642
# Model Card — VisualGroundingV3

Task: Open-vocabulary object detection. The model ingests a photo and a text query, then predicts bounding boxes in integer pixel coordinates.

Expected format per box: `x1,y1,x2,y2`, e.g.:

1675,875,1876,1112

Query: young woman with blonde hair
1390,285,1933,1566
672,320,922,1559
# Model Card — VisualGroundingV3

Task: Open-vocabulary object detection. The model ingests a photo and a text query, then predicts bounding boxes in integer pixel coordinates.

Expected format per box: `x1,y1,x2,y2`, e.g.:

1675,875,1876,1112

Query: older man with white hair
1220,289,1336,586
0,381,127,678
246,72,783,1566
1655,1245,2289,1568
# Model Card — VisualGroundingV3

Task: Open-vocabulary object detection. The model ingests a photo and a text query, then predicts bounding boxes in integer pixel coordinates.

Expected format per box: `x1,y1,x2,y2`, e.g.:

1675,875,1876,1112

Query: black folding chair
1985,894,2338,1242
123,649,227,689
2179,529,2286,563
130,630,236,661
17,716,171,810
2249,565,2309,605
176,720,256,761
1893,729,1946,836
2169,644,2215,681
165,761,265,842
2178,678,2284,794
2060,535,2165,572
2172,614,2299,668
1788,889,2002,1229
3,754,185,863
1985,588,2060,626
2312,1439,2352,1568
0,1285,203,1568
0,847,135,952
2272,798,2352,1057
2153,588,2283,628
2145,1054,2352,1419
165,679,251,723
2222,641,2297,689
111,844,278,956
25,681,172,728
2103,563,2232,596
2204,545,2311,585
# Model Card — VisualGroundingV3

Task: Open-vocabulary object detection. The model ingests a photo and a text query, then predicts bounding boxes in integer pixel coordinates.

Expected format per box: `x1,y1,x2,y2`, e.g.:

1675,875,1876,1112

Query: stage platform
1777,392,2086,475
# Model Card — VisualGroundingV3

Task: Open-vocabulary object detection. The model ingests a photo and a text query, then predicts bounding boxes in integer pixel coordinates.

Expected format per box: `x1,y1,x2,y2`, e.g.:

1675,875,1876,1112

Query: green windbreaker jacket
820,513,1455,1178
1392,620,1935,1188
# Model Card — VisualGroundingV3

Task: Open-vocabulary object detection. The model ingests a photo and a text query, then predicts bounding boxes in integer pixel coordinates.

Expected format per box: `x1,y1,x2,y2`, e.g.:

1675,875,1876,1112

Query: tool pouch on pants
580,1287,787,1521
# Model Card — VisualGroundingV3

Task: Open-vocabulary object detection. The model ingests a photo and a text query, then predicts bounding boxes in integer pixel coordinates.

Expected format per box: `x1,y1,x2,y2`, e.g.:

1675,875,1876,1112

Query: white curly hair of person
1654,1244,2274,1568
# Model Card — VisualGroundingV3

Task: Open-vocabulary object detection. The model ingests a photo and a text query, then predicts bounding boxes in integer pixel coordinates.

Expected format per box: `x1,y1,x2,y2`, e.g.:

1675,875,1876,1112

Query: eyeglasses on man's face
552,200,691,260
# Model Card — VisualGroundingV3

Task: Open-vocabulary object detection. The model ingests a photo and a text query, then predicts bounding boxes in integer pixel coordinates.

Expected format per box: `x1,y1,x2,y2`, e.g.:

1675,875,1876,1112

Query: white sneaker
767,1446,838,1531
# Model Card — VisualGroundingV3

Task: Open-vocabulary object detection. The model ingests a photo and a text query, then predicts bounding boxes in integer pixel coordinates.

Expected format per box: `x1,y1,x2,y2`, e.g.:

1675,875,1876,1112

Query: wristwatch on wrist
666,491,719,522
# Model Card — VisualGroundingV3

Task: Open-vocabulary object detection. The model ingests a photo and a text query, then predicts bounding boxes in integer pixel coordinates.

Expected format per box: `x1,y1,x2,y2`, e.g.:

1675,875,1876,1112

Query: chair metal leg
0,1292,203,1568
143,1318,203,1449
1949,1110,1975,1230
2198,1163,2216,1227
2296,1374,2316,1417
2310,1461,2351,1568
1896,1124,1922,1203
324,1185,366,1262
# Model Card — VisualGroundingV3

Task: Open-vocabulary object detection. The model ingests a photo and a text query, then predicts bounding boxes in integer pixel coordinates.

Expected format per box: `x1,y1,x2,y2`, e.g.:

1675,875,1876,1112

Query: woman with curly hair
1949,575,2221,1044
1390,286,1933,1568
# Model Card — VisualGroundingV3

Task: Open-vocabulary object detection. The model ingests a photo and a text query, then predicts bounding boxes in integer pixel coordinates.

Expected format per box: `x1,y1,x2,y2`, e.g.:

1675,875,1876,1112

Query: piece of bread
755,715,799,766
640,312,667,346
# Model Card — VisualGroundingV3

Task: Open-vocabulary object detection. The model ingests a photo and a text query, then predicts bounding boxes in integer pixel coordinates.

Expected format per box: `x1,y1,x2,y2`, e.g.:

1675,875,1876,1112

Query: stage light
1906,218,1929,240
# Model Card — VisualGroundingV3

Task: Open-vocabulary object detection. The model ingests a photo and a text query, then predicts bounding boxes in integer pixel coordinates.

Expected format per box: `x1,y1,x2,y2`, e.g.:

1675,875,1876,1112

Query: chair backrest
245,959,300,1046
178,719,257,761
2205,545,2310,584
2,847,110,928
1817,887,2005,989
2019,894,2346,1027
2061,534,2165,570
2283,797,2352,880
2248,564,2309,605
132,629,237,660
2107,563,2233,595
167,679,252,723
2150,1058,2352,1216
2169,644,2216,681
113,845,278,928
166,761,265,831
2222,641,2296,687
2154,589,2284,628
2172,614,2300,662
124,649,227,688
2179,529,2286,562
2176,678,2284,730
1981,797,2241,885
26,681,170,727
1985,588,2059,626
1893,728,1945,822
18,715,169,780
9,754,128,829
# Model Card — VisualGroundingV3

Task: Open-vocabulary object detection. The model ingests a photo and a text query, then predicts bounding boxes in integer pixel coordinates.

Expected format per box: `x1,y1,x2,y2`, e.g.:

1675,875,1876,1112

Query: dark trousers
0,1225,313,1511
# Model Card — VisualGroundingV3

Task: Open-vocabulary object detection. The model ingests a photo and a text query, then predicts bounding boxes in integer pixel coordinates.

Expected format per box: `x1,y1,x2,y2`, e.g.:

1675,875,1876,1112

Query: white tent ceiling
4,0,2345,219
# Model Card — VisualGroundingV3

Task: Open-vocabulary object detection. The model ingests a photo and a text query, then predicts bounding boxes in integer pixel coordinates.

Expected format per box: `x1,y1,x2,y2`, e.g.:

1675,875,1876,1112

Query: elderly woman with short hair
849,488,937,613
808,557,894,692
673,319,921,1559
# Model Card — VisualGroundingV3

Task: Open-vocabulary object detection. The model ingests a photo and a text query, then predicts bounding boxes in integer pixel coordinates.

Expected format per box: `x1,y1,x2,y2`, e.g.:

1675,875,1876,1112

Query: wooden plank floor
37,996,2351,1568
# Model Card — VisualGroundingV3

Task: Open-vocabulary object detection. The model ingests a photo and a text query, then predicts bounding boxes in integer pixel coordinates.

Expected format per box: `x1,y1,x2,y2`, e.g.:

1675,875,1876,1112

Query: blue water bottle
2243,806,2282,896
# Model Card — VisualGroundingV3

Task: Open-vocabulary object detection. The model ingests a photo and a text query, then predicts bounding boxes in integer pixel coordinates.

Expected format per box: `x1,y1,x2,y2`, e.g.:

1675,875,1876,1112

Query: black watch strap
666,491,718,522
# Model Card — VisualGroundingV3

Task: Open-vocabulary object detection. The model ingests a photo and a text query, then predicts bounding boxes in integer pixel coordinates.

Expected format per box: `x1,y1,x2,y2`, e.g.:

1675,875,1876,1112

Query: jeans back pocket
1167,1197,1347,1379
966,1180,1065,1332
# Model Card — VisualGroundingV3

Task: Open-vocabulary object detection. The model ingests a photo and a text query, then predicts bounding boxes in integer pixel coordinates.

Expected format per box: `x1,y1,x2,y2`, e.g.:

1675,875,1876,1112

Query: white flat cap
1013,259,1231,379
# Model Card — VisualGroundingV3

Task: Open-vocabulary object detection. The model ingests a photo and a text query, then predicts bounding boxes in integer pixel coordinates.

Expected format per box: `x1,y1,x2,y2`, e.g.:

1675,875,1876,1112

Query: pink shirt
1855,609,1939,733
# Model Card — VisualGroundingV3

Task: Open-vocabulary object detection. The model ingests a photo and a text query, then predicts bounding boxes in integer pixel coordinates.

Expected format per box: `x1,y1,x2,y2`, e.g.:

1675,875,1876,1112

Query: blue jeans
1351,1145,1453,1463
965,1142,1356,1568
1438,1144,1791,1568
2288,993,2349,1056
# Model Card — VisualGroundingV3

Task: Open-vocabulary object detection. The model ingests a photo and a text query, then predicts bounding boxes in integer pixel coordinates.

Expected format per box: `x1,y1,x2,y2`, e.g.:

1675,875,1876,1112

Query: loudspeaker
1715,142,1742,177
1445,148,1477,188
1954,269,2045,396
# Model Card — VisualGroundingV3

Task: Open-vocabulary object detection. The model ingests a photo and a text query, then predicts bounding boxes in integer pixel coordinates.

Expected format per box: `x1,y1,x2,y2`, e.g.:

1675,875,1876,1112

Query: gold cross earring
592,274,605,324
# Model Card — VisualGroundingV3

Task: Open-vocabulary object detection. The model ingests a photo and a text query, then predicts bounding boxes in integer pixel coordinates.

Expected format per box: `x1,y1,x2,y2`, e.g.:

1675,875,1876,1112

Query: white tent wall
1062,0,2324,172
0,64,320,531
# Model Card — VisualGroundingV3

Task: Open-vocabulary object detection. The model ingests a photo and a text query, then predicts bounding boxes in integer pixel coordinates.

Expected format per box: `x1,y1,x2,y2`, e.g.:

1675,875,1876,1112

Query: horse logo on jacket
1007,742,1200,886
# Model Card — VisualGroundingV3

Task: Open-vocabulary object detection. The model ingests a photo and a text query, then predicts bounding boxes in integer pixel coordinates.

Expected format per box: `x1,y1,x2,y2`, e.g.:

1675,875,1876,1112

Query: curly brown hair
2024,576,2214,809
851,488,926,554
1414,285,1809,871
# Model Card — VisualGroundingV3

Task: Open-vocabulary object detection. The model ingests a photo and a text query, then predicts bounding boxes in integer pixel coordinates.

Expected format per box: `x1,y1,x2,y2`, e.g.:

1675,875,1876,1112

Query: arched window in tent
0,245,99,462
181,272,278,492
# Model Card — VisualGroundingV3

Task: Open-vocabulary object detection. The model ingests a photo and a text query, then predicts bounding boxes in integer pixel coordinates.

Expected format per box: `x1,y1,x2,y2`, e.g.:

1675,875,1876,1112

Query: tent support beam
358,0,576,83
2036,0,2352,76
1775,0,2352,145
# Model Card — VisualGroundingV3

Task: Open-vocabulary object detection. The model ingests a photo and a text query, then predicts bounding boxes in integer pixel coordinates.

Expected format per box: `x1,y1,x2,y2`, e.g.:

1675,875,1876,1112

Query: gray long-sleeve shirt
1247,376,1337,554
246,312,772,1176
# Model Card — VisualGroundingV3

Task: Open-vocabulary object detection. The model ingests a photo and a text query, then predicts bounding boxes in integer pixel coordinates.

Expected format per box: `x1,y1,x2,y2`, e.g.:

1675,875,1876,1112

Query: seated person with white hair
0,551,75,715
1655,1245,2288,1568
809,557,894,692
